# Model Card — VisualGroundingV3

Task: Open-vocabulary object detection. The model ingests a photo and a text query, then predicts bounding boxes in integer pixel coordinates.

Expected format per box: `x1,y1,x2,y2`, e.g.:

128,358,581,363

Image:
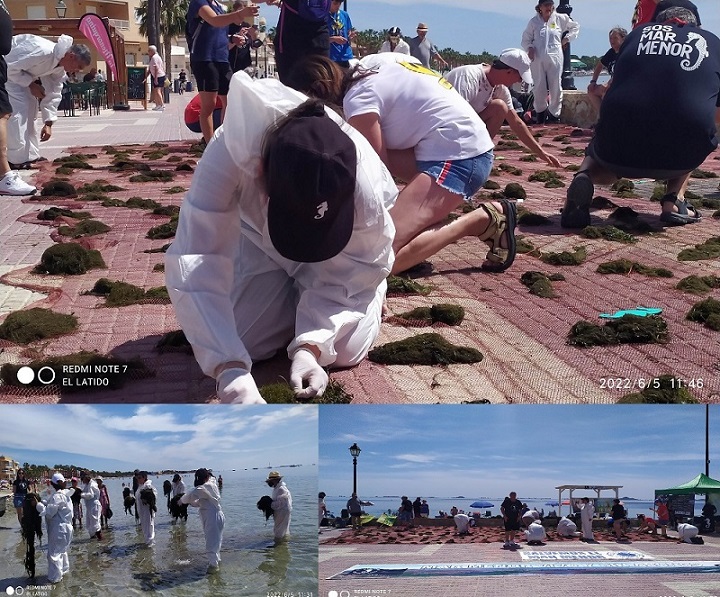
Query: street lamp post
556,0,576,90
55,0,67,18
349,442,361,496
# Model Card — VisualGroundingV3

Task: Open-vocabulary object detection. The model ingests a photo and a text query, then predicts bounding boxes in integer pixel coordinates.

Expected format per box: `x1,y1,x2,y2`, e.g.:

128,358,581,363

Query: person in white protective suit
556,515,580,537
521,0,579,124
180,468,225,571
79,471,102,540
266,471,292,542
454,513,471,535
677,523,699,543
5,34,90,168
580,497,595,541
525,520,547,545
164,72,396,403
135,471,157,546
36,473,74,583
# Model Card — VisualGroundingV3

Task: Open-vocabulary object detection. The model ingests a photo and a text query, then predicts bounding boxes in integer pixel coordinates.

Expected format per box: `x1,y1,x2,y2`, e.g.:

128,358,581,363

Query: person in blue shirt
327,0,354,67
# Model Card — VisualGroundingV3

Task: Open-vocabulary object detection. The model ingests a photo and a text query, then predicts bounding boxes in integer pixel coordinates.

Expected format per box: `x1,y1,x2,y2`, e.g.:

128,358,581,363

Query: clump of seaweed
596,259,673,277
174,162,194,172
618,375,698,403
52,156,93,169
156,330,192,353
147,216,179,240
650,184,667,201
126,197,161,209
110,160,151,172
88,278,170,307
129,170,175,183
610,178,638,198
496,140,523,150
394,304,465,326
677,237,720,261
164,186,187,194
143,243,172,254
58,219,111,238
562,147,585,157
503,183,526,200
153,205,181,217
152,263,165,272
688,196,720,210
691,168,718,179
590,196,618,210
498,163,523,176
539,246,587,266
607,207,657,234
0,351,153,391
36,243,106,274
581,225,637,244
528,170,563,184
387,275,432,296
568,314,669,347
518,208,551,226
675,275,720,295
38,207,91,220
143,150,169,160
0,308,78,344
520,154,538,162
686,297,720,331
483,180,500,190
40,180,77,197
259,379,353,404
77,182,125,193
520,271,565,298
368,332,483,365
516,236,536,254
552,135,569,142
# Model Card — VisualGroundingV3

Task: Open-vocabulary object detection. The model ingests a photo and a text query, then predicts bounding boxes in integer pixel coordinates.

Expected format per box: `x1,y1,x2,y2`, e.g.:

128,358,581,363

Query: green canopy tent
655,473,720,496
655,473,720,533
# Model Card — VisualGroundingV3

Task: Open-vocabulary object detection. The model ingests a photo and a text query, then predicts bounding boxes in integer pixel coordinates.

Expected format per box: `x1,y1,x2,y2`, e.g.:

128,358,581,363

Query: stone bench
561,90,598,129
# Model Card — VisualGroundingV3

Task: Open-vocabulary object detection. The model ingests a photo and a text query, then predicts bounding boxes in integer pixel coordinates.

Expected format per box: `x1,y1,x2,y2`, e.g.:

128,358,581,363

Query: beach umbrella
570,58,587,69
469,500,495,509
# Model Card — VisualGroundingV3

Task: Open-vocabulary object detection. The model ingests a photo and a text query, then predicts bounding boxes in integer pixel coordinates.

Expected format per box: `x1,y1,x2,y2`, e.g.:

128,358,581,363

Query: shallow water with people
0,470,317,596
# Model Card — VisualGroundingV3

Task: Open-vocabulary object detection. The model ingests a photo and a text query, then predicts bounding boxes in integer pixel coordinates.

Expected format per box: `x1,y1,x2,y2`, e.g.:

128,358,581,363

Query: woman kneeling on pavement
165,73,397,403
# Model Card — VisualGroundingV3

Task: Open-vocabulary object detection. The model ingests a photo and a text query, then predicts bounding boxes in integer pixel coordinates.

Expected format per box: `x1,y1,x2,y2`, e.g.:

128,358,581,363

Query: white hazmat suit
454,513,471,534
525,521,547,543
80,478,101,538
677,523,699,543
271,480,292,541
165,73,397,403
180,477,225,568
580,501,594,540
5,34,72,165
557,516,578,537
135,479,157,546
37,488,73,583
521,12,579,118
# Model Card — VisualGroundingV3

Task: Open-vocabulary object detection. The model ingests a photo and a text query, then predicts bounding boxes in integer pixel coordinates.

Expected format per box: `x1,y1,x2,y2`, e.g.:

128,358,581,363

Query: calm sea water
325,495,706,521
0,469,317,597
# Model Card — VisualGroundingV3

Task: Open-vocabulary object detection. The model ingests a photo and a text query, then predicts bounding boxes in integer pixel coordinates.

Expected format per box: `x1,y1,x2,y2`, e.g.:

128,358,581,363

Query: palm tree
136,0,191,75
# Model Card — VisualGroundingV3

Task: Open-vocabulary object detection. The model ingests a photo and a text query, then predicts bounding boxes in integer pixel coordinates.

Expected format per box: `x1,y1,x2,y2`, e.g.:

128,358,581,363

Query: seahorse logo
681,32,708,71
314,201,329,219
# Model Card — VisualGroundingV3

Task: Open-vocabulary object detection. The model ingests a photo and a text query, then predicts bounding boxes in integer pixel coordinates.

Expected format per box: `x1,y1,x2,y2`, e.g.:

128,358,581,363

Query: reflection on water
0,471,317,596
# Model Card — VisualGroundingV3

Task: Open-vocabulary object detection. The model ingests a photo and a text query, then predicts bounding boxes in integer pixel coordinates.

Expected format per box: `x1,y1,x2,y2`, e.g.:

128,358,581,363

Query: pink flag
78,13,118,80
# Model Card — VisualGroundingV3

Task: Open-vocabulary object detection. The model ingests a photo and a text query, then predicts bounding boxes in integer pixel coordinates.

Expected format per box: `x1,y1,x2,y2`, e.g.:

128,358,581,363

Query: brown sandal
477,199,517,272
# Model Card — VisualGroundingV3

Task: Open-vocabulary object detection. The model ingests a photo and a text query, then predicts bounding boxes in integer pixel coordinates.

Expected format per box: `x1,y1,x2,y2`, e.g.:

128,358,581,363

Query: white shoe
0,170,36,195
152,105,165,111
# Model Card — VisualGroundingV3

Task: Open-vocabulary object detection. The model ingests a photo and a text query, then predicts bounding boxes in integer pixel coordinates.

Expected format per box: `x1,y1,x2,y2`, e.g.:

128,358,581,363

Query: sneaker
561,172,593,228
0,171,36,195
545,113,561,124
152,105,165,111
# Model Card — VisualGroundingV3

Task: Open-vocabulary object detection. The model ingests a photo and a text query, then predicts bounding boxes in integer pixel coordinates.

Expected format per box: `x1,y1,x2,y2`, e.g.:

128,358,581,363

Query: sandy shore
320,523,680,545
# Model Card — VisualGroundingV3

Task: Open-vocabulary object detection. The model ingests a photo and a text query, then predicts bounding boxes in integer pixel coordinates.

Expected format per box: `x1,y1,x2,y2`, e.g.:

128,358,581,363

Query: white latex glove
216,368,266,404
290,349,328,398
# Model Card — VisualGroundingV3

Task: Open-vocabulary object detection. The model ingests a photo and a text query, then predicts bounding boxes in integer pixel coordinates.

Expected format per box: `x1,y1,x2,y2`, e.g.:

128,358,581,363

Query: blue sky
258,0,720,57
0,405,317,472
319,405,720,499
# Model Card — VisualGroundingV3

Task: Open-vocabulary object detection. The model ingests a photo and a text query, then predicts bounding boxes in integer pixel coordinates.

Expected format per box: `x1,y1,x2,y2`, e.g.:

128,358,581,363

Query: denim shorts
417,149,493,201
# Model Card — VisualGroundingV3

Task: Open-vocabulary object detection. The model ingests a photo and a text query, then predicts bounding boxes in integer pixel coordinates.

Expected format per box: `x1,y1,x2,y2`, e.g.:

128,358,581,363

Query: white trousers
530,53,564,118
273,508,291,541
233,235,385,367
139,506,155,545
6,81,41,164
46,521,72,583
581,518,593,540
200,508,225,567
83,499,101,537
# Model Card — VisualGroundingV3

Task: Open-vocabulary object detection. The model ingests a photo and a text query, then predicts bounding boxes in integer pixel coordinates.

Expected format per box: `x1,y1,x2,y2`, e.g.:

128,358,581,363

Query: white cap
51,473,66,484
498,48,533,85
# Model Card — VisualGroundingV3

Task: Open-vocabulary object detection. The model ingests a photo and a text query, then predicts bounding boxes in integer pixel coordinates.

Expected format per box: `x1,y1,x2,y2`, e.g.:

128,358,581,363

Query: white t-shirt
445,64,513,114
379,39,411,54
344,61,493,161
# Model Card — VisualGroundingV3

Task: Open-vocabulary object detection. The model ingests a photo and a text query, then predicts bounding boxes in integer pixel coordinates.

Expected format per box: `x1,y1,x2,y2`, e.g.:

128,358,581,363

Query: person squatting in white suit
135,471,157,546
165,72,396,403
5,34,90,167
521,0,579,122
677,523,699,543
79,471,102,540
266,471,292,542
36,473,74,583
525,520,547,545
180,468,225,570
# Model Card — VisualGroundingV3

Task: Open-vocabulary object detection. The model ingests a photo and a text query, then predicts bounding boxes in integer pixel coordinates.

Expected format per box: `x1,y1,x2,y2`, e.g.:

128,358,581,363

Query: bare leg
479,99,509,139
198,90,220,144
0,114,11,176
385,148,417,183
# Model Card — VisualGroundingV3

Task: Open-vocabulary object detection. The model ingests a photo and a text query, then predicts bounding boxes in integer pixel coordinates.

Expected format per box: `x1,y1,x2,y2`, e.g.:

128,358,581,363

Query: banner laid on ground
519,550,654,561
327,561,720,579
78,13,118,79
